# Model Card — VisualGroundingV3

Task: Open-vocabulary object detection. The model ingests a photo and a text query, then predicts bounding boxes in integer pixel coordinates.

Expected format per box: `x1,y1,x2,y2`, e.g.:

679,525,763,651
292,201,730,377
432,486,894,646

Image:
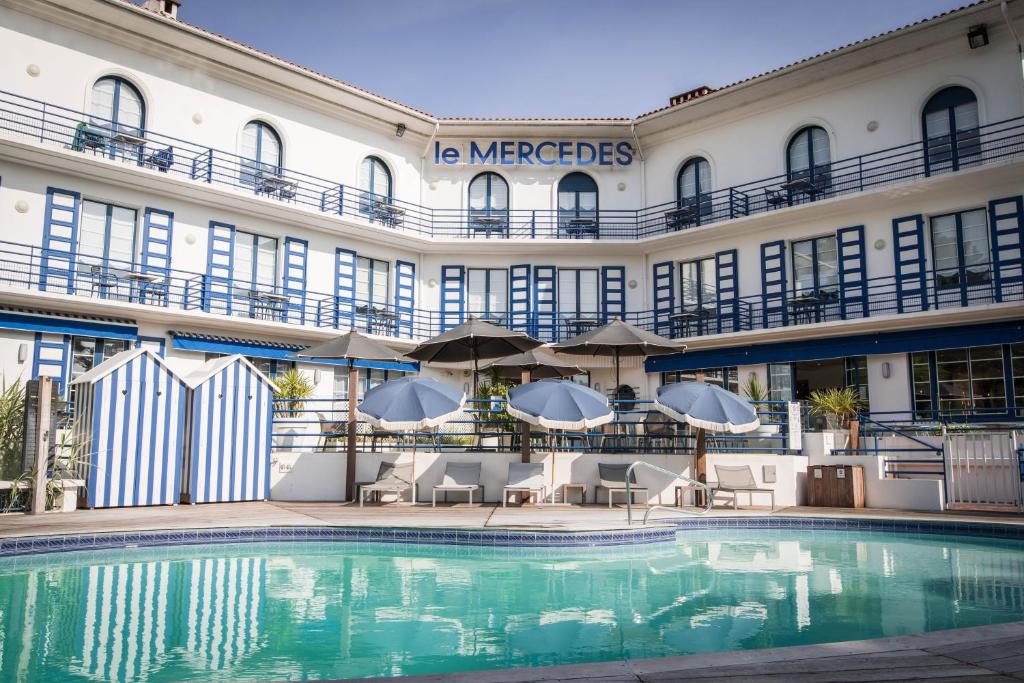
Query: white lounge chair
713,464,775,509
502,463,547,506
432,462,483,506
359,461,416,506
596,462,648,508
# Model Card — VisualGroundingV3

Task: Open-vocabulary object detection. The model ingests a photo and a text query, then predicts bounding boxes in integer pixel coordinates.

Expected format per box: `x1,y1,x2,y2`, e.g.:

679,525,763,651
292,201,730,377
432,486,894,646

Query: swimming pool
1,525,1022,681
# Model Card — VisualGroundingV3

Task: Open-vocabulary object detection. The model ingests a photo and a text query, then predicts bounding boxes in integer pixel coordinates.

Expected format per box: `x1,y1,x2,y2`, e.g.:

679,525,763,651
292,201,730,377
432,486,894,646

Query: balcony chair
71,122,107,153
143,146,174,172
432,461,484,506
764,188,787,208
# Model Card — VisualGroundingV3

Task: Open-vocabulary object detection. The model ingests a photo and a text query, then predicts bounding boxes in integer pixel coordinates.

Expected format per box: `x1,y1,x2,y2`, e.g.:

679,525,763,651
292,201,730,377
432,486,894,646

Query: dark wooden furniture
807,464,865,507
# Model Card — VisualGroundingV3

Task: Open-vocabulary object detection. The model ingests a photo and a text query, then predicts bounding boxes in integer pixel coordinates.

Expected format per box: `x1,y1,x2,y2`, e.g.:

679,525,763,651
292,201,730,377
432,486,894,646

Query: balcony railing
2,89,1022,241
0,241,1018,345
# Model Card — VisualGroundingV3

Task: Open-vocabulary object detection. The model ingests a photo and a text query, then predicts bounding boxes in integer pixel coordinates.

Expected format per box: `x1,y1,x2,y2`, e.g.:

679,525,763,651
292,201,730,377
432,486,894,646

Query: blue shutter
509,264,531,333
141,208,173,306
989,196,1023,302
837,226,867,319
334,248,356,329
281,237,308,324
652,261,675,336
31,332,69,397
892,214,928,313
204,221,235,315
40,187,80,294
394,260,416,338
533,266,557,342
440,265,465,332
714,249,738,333
601,266,625,322
760,240,787,327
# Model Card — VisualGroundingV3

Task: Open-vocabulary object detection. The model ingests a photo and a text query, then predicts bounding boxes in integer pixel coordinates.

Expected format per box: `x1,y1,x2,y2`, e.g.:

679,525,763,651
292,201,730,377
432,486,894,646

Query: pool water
1,530,1023,681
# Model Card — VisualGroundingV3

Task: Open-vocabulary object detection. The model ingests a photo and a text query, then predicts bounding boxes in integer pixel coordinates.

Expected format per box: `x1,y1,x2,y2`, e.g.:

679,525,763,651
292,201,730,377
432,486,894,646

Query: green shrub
272,369,315,414
0,378,25,480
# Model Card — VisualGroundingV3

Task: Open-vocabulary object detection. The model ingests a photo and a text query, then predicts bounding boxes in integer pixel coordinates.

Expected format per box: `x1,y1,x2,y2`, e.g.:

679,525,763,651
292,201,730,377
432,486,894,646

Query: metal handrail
625,460,712,525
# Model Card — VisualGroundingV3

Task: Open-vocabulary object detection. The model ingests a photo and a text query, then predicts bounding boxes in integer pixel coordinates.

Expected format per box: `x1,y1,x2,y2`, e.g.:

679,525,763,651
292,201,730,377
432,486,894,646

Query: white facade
0,0,1021,424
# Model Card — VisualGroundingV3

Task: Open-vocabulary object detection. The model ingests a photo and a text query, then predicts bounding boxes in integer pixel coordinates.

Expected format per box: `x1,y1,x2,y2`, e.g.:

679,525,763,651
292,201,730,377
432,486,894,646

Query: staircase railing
625,461,712,525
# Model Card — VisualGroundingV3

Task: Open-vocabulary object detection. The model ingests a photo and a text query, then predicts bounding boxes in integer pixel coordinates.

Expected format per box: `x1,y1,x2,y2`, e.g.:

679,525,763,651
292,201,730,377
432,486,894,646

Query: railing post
858,156,864,192
531,211,536,239
205,149,213,183
337,185,344,216
39,103,46,143
729,188,735,220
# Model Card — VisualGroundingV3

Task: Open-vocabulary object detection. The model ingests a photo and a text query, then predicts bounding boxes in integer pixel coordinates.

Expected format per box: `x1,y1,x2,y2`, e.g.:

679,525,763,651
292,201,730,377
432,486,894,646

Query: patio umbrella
294,329,408,502
405,316,543,396
506,379,614,500
357,376,467,501
654,381,760,505
551,318,684,403
483,349,582,462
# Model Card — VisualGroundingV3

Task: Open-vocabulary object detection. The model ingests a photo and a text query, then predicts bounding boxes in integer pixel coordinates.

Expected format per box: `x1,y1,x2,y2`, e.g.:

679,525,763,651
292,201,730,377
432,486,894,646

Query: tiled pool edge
3,514,1024,558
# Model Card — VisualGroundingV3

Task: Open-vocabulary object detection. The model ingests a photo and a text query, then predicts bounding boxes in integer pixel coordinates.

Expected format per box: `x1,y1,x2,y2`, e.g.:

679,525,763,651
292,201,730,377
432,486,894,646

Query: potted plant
808,387,864,448
272,369,316,449
741,376,778,436
476,375,517,450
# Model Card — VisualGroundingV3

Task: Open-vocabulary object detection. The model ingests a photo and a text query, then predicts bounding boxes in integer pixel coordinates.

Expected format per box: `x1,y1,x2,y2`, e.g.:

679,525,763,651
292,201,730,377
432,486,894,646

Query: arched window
674,157,712,226
786,126,831,195
923,86,980,175
557,172,598,237
239,121,282,186
89,76,145,134
359,156,393,220
468,172,509,234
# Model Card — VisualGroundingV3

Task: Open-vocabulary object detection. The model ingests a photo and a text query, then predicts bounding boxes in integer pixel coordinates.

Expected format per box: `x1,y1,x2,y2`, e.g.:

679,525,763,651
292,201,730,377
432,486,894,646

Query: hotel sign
433,140,635,167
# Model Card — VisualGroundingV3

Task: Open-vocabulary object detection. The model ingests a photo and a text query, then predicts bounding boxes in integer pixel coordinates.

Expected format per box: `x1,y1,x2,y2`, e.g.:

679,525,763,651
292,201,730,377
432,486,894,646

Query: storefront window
661,367,737,393
768,363,792,402
911,345,1012,418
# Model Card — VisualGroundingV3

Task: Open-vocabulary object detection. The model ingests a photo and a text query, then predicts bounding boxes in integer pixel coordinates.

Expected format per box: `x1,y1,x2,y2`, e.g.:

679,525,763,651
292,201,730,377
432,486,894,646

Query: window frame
78,199,138,268
468,172,509,218
466,267,509,320
678,256,716,313
910,344,1015,420
90,76,146,134
355,255,390,307
240,121,283,182
557,172,599,227
232,229,279,291
785,125,831,187
791,234,839,296
361,156,393,201
928,208,991,290
922,86,980,175
676,157,712,219
556,267,600,319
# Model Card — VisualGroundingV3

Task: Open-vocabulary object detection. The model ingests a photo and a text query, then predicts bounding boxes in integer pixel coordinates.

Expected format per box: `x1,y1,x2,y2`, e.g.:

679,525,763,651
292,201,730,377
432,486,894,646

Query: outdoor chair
432,461,483,506
640,410,676,453
358,461,416,506
713,464,775,510
316,412,345,452
502,462,547,506
764,187,787,208
596,463,648,508
143,146,174,172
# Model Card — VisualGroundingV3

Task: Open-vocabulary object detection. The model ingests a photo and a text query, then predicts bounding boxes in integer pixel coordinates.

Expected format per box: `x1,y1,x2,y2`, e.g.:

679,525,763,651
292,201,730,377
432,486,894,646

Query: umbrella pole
550,430,557,503
613,348,621,446
520,368,531,463
346,361,358,502
694,427,707,507
411,437,417,505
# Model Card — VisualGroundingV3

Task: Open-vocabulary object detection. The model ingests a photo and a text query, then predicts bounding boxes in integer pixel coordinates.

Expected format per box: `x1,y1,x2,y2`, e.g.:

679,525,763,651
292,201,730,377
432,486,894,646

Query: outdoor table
564,317,600,337
470,215,507,237
357,305,399,335
254,291,290,320
664,206,695,230
559,483,587,505
116,270,162,303
787,293,826,324
374,202,406,227
564,217,597,238
675,483,703,507
111,130,147,163
668,309,711,337
258,172,297,198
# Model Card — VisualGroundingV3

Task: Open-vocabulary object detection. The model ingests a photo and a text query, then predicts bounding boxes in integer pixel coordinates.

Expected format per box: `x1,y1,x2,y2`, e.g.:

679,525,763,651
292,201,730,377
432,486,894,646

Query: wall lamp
881,362,891,379
967,24,989,49
395,123,406,138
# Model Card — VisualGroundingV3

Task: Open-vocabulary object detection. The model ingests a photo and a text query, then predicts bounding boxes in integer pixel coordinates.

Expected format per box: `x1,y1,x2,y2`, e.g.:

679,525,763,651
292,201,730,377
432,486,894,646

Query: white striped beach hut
71,348,188,508
182,355,278,504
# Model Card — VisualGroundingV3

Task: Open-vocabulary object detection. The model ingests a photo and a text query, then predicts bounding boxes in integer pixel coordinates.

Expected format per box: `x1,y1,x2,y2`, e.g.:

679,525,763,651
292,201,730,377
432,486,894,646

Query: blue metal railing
2,89,1023,241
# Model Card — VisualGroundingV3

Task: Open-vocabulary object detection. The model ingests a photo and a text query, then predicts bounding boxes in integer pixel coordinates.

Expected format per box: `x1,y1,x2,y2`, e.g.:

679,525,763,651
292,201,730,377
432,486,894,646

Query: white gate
943,432,1023,511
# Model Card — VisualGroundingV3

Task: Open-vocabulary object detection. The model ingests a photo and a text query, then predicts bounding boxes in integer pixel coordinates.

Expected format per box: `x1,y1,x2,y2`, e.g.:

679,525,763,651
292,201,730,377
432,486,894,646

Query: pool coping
2,514,1024,558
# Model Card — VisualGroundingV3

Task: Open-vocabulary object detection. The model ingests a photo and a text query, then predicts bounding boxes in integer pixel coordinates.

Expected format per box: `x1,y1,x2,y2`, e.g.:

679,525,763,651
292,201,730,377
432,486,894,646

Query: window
661,367,737,393
239,121,282,185
930,209,990,288
359,156,392,213
89,76,145,134
356,256,389,307
792,235,839,295
676,157,712,219
333,366,409,401
557,268,599,319
557,172,598,230
232,230,278,291
911,345,1012,418
768,363,793,402
679,257,716,313
204,353,292,377
468,173,509,224
79,200,137,268
467,268,508,320
923,86,980,175
786,126,831,189
1012,344,1024,417
70,336,130,400
844,356,869,404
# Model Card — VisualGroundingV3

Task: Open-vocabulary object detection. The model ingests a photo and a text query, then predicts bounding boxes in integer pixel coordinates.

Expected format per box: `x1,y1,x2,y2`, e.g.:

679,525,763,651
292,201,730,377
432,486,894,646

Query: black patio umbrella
551,318,685,403
482,348,582,462
294,329,408,502
406,316,543,395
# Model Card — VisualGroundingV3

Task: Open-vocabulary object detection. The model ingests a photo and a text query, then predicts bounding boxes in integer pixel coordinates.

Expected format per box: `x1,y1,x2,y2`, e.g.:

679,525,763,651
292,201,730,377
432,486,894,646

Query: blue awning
0,308,137,340
646,320,1024,372
170,332,419,372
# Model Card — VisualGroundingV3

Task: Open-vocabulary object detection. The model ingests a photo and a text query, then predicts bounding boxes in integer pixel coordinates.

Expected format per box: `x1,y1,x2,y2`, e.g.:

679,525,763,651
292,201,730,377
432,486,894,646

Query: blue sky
178,0,970,118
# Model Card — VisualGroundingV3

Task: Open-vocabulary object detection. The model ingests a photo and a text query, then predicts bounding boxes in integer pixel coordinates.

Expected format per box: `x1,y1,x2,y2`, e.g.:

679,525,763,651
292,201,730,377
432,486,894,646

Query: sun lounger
359,461,416,506
502,462,547,506
596,462,648,508
432,462,483,506
713,464,775,509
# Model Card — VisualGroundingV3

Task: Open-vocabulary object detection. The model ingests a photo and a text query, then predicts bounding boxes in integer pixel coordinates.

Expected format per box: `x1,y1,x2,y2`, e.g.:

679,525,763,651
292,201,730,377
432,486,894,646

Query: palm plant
808,387,864,430
0,377,25,480
4,418,91,513
741,375,769,416
272,368,315,415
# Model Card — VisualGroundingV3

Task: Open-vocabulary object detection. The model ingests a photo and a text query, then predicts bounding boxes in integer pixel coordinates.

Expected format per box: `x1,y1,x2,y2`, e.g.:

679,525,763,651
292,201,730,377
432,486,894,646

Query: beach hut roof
183,354,280,392
71,347,180,386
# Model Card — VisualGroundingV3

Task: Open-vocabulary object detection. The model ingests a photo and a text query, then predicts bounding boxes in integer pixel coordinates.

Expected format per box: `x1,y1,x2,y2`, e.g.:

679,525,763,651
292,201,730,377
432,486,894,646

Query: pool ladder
625,461,713,525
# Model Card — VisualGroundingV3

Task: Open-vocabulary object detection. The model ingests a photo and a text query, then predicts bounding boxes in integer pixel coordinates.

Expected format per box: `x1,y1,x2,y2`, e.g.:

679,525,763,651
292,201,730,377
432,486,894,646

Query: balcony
1,89,1022,242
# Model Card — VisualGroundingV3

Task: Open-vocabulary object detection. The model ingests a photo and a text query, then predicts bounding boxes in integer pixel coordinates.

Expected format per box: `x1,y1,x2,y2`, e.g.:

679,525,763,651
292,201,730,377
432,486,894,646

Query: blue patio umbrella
357,376,466,496
654,381,759,505
506,379,614,500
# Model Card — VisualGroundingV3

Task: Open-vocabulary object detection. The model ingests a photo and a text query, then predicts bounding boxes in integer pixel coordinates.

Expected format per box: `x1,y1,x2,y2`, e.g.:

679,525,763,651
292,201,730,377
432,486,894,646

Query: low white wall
269,449,806,506
803,433,945,512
